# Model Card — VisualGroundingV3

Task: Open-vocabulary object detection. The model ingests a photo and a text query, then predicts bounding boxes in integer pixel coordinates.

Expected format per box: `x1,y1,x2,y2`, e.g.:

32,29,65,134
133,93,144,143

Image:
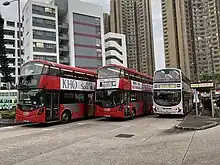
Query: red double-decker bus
16,60,97,123
95,64,153,119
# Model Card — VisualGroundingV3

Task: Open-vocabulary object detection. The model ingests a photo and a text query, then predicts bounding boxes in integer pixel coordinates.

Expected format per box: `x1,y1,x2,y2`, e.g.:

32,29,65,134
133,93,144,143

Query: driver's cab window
131,92,137,102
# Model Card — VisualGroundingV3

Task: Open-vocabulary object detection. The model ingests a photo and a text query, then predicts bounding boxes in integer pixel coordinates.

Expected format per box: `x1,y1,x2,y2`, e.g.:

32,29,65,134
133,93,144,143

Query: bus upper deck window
42,65,49,74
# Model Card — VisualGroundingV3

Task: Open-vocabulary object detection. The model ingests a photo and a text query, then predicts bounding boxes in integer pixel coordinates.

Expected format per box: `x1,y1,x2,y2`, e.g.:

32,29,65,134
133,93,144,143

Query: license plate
104,108,110,112
104,115,110,117
23,120,29,122
23,112,29,116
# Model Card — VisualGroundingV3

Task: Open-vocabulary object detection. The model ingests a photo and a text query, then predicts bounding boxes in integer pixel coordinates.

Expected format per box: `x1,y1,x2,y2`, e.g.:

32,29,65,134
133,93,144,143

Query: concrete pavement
176,115,219,130
0,115,220,165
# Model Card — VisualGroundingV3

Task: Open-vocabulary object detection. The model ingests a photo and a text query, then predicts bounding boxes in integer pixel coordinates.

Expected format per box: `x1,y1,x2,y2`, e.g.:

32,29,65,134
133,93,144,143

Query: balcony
59,45,69,52
5,44,15,49
58,23,68,29
60,57,70,64
59,34,69,41
6,54,15,58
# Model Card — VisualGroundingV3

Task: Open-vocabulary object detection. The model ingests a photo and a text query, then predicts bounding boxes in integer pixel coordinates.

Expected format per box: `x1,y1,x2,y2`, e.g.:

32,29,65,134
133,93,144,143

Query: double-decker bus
16,60,97,123
153,68,193,116
95,64,153,119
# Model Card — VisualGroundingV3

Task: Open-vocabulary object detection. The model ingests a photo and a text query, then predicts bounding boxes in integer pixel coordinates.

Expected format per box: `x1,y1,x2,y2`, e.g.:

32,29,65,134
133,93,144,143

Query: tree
200,74,212,82
0,14,13,87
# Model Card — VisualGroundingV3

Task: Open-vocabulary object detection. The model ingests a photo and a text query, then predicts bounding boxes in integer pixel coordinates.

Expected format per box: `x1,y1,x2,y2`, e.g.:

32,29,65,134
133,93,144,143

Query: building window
32,17,56,29
6,21,15,27
32,4,55,17
33,42,56,53
33,29,56,41
33,55,57,62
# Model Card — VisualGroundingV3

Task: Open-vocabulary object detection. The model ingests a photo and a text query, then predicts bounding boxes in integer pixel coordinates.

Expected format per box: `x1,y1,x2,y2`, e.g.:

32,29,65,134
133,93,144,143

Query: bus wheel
131,108,136,119
61,110,71,124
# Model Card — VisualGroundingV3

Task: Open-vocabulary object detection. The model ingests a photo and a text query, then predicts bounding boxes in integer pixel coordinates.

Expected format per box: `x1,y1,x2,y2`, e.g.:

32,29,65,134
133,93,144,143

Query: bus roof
100,64,153,79
154,68,181,74
28,60,97,76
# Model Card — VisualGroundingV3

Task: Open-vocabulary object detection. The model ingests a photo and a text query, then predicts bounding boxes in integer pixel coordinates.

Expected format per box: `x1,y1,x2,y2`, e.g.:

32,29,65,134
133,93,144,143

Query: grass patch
0,110,15,119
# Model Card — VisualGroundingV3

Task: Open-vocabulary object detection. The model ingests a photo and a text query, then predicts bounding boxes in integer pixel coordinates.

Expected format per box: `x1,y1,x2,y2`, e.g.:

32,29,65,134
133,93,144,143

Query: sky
0,0,165,69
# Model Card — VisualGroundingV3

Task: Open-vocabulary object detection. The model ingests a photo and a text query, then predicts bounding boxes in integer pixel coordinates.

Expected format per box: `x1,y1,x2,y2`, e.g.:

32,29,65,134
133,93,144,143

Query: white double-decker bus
153,68,193,116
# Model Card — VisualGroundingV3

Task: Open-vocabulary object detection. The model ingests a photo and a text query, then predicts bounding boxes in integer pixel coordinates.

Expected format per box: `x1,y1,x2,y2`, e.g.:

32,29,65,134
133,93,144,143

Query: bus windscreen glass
153,90,181,106
98,66,122,78
154,69,181,82
21,62,44,76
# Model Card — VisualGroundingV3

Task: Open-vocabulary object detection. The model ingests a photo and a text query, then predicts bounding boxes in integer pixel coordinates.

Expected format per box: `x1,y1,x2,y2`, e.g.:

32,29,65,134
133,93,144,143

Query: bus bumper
153,107,183,115
16,109,46,123
95,107,124,118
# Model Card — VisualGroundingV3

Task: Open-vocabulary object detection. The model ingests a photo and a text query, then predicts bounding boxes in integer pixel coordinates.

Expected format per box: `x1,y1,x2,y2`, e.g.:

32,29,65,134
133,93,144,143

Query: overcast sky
0,0,165,69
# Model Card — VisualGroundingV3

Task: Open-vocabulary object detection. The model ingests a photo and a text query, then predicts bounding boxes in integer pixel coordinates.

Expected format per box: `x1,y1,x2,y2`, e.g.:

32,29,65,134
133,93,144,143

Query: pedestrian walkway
175,108,220,130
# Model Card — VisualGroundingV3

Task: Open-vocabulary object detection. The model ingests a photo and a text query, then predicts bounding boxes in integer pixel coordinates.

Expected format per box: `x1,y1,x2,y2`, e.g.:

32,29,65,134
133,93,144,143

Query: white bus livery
153,68,193,116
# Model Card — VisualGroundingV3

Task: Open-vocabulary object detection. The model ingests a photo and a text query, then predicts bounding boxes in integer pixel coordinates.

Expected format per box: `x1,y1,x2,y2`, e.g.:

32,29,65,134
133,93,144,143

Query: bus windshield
154,69,181,82
98,66,122,78
21,62,44,76
18,90,42,109
154,90,181,106
96,90,123,108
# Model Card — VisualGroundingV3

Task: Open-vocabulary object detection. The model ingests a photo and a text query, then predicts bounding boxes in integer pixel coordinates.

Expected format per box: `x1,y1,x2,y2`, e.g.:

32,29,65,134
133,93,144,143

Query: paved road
0,115,220,165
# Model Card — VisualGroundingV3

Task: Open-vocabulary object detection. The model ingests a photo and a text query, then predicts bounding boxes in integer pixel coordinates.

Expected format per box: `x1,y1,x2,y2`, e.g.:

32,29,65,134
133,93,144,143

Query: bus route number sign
100,81,116,88
159,84,176,89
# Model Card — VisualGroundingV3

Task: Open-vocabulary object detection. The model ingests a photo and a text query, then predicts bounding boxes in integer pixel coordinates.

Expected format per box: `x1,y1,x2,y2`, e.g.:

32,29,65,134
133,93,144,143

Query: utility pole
210,46,215,117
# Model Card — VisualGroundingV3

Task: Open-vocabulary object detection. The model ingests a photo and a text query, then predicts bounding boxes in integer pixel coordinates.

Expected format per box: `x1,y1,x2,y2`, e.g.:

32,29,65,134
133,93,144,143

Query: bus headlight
37,108,44,115
118,105,123,111
177,107,182,112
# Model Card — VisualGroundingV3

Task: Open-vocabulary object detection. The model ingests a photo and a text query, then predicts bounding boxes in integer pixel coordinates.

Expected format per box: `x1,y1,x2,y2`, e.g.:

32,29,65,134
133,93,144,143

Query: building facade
161,0,193,80
103,13,110,34
23,0,59,63
110,0,155,76
105,32,127,67
54,0,105,71
191,0,220,81
0,19,23,87
23,0,105,72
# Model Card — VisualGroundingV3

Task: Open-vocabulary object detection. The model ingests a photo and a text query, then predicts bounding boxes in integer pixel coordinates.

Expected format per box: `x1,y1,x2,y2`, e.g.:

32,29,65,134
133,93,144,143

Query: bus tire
61,110,71,124
131,108,136,119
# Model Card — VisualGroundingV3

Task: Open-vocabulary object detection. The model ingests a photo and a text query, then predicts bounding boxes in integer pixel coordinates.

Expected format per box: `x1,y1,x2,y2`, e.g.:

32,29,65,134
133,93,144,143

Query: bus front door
84,93,94,117
124,92,130,117
45,92,59,121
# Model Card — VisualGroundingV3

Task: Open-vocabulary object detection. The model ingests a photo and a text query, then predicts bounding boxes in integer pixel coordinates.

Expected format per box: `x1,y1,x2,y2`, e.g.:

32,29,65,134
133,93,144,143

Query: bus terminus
16,60,97,123
95,64,153,119
153,68,193,116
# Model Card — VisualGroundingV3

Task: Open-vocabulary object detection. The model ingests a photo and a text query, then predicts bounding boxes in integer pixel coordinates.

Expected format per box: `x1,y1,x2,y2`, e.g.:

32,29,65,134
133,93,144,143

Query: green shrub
0,110,15,119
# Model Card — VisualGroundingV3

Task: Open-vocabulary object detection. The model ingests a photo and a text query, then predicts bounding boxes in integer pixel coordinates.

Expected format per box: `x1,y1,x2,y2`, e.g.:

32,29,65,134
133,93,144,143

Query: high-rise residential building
23,0,59,64
103,13,110,34
161,0,193,80
23,0,105,72
0,19,23,87
105,32,127,67
110,0,155,76
191,0,220,81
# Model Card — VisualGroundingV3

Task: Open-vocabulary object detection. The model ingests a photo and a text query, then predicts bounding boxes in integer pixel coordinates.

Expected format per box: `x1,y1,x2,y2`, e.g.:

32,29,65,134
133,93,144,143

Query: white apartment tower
22,0,59,63
104,32,127,67
23,0,105,72
0,20,23,87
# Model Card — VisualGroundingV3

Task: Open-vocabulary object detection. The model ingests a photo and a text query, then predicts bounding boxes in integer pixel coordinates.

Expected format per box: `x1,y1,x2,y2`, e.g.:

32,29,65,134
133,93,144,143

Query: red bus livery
95,64,153,119
16,60,97,123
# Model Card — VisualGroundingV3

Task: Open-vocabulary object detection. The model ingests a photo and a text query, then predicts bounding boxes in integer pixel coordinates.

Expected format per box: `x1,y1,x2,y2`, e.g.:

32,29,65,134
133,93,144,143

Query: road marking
41,128,55,131
77,122,87,125
141,135,154,142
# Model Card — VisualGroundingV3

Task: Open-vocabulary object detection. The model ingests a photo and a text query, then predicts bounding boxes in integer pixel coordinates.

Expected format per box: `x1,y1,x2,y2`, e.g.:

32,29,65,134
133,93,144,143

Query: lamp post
209,46,215,86
3,0,22,79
